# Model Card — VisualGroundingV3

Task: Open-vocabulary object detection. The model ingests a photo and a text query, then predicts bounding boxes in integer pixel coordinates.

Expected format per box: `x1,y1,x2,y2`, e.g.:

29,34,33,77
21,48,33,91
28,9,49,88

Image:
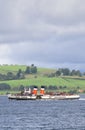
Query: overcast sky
0,0,85,71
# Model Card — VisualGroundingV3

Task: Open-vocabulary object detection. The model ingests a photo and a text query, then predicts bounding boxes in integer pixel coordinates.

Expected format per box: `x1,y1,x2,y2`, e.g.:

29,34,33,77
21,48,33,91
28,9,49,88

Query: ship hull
8,94,80,100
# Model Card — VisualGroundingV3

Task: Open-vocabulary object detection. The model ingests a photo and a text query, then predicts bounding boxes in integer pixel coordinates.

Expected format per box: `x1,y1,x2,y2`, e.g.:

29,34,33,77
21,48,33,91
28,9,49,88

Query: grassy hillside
0,65,85,94
0,65,55,75
0,65,26,74
0,76,85,89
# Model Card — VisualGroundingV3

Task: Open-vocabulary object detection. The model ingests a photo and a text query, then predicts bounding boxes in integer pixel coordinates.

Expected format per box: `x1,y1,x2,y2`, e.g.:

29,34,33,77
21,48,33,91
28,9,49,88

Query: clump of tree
70,70,81,76
68,89,78,94
0,64,37,81
47,73,56,77
0,73,8,80
46,68,82,77
46,85,67,90
48,85,58,90
0,83,11,90
55,68,82,77
25,64,37,74
0,70,25,81
15,69,25,79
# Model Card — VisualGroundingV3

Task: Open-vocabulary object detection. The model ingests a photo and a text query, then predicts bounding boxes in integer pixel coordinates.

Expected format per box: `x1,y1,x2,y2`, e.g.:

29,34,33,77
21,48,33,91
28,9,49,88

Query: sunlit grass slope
0,65,85,92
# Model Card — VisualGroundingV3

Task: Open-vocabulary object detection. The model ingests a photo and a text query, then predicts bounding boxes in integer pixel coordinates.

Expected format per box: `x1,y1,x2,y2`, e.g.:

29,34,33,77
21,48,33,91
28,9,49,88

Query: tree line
48,68,84,77
0,83,81,94
0,64,37,81
55,68,82,76
0,65,84,81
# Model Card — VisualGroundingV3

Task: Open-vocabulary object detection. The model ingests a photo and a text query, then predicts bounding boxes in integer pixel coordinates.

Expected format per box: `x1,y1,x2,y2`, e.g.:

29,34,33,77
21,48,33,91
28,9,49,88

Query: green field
0,65,85,94
0,77,85,88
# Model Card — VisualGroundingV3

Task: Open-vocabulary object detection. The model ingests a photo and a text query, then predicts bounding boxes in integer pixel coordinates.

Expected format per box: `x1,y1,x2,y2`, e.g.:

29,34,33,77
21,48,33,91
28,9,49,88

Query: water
0,95,85,130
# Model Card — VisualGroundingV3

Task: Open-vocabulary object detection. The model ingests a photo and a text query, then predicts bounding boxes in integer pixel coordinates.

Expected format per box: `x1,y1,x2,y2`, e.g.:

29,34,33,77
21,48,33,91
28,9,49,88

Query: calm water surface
0,95,85,130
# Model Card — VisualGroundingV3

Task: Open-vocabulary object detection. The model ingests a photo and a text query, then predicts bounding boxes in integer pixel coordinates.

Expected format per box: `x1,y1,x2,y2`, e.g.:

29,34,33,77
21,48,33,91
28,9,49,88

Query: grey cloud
0,0,85,71
0,42,85,71
8,43,85,65
0,0,85,43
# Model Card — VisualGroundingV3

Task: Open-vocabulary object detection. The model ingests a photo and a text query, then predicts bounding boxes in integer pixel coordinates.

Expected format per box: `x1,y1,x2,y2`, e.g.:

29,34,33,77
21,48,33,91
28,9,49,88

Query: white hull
16,95,36,100
8,94,36,100
65,94,80,99
8,94,17,99
41,95,51,99
40,94,80,100
8,94,80,100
